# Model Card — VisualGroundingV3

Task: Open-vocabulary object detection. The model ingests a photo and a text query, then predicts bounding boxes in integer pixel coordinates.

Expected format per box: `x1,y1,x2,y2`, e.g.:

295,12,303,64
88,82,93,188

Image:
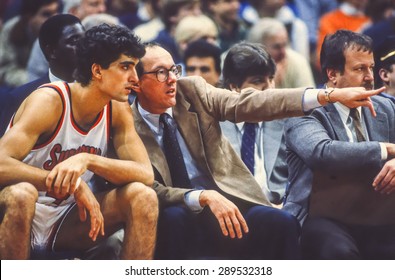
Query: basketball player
0,24,158,259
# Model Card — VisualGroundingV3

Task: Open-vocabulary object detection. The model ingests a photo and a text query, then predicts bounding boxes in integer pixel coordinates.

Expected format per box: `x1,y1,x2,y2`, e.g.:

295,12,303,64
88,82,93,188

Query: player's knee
5,183,38,207
125,182,158,209
0,183,37,225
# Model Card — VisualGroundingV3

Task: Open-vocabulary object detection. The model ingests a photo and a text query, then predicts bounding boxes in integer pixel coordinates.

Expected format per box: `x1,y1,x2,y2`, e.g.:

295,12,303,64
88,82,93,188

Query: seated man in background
184,39,222,87
374,35,395,103
284,29,395,259
220,41,287,205
0,14,85,136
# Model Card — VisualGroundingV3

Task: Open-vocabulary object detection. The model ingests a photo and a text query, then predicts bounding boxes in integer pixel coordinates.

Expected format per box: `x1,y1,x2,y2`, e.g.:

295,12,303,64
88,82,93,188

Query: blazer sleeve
152,180,190,207
177,76,306,122
284,114,383,173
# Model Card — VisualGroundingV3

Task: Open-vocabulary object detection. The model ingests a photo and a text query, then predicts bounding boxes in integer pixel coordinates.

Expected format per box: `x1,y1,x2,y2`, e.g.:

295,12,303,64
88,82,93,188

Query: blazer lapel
173,95,208,167
362,103,388,142
325,104,350,141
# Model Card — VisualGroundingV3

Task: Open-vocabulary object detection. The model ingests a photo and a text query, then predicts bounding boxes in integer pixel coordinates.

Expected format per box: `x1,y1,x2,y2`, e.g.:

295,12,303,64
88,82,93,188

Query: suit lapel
325,104,350,141
173,95,207,166
362,103,389,142
325,102,389,142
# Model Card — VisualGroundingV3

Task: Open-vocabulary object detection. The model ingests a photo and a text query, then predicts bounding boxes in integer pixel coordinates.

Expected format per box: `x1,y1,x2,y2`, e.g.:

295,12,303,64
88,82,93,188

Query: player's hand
45,153,89,196
73,180,105,241
373,158,395,195
199,190,248,239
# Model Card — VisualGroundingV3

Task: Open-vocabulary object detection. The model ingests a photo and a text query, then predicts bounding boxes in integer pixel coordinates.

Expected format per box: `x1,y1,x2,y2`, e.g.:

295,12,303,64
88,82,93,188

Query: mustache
363,83,374,90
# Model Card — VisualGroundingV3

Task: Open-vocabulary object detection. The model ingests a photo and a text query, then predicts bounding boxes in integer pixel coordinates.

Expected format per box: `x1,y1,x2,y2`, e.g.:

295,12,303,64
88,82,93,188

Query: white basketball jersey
11,81,111,205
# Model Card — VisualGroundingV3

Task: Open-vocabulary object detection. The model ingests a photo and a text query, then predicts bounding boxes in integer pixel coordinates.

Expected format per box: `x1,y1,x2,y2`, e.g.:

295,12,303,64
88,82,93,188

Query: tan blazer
132,76,306,207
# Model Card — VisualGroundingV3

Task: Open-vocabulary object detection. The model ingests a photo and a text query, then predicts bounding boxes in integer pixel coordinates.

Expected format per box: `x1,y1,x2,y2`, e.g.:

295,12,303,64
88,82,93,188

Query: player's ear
131,82,141,93
92,64,102,80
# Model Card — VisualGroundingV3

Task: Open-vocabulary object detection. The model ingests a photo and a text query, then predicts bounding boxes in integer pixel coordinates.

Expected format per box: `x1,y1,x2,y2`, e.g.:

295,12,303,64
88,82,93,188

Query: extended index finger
362,97,376,117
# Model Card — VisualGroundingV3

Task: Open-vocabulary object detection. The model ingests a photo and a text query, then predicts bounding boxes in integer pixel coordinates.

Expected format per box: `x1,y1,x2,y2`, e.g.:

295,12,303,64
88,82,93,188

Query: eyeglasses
141,65,182,82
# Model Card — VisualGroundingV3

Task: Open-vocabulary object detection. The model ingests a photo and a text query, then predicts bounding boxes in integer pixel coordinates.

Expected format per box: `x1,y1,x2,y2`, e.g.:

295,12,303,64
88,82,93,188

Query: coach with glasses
129,43,383,260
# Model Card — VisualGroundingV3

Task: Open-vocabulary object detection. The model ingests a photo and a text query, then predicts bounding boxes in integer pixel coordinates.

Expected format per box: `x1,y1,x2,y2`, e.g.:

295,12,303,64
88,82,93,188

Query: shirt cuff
184,190,204,212
379,142,388,160
303,88,322,112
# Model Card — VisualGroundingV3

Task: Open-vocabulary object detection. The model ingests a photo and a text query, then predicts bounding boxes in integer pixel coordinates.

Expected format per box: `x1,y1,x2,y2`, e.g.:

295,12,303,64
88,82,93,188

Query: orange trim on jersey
67,84,105,135
32,84,66,150
8,114,16,129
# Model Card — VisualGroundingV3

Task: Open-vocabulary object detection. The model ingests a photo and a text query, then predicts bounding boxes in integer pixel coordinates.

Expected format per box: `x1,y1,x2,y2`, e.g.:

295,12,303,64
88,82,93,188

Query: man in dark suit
130,42,382,259
0,14,85,135
284,29,395,259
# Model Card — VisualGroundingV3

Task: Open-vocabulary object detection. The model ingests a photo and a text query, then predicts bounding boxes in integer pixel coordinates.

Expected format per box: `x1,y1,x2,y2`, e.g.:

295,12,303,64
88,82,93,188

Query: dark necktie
241,122,256,175
349,108,366,142
160,113,191,188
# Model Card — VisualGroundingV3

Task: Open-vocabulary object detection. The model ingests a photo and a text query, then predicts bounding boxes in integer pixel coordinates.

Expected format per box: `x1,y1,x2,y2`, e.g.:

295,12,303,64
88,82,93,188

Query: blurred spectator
174,14,218,55
247,17,315,89
294,0,337,59
248,0,310,61
316,0,370,68
202,0,247,52
26,0,107,82
374,35,395,101
0,13,85,136
0,0,22,28
81,12,120,29
133,0,163,42
363,0,395,51
106,0,145,29
63,0,106,20
151,0,201,64
184,39,222,86
0,0,59,89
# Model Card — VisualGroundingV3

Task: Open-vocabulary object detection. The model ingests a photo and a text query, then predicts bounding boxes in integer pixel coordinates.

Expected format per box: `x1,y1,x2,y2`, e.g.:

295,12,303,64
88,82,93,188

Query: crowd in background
2,0,395,93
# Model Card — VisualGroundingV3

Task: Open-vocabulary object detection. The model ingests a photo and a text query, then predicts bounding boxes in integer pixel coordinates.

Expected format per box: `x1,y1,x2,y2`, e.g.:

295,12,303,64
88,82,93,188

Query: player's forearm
0,156,48,191
85,154,154,187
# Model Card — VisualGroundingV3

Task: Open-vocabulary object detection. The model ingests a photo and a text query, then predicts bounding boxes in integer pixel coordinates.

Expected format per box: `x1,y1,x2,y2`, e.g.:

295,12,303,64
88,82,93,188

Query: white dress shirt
138,104,212,211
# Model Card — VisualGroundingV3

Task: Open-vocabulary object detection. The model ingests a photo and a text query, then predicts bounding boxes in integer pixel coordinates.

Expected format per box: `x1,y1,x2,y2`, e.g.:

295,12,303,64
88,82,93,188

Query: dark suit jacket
284,95,395,225
132,76,308,207
0,75,49,136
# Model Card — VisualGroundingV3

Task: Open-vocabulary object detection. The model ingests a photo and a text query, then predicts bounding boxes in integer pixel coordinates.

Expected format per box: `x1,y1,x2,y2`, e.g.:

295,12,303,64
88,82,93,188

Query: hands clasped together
45,153,104,241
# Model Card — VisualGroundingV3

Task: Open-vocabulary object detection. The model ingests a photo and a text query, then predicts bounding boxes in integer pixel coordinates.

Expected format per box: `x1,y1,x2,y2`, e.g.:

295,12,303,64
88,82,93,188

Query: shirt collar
137,102,173,134
236,121,262,131
333,102,363,124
